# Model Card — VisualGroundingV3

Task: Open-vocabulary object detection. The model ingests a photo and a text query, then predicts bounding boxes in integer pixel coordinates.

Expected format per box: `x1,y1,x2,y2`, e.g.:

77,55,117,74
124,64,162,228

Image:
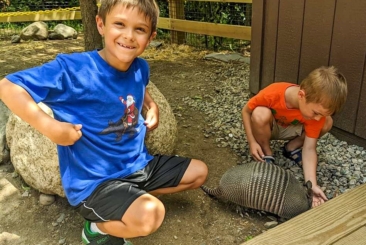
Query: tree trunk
79,0,103,51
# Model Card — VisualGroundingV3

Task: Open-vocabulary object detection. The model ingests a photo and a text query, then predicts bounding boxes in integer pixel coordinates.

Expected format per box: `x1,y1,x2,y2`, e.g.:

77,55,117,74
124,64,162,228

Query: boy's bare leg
251,107,273,156
96,194,165,238
286,116,333,151
150,159,208,195
94,159,208,238
320,116,333,137
81,129,207,238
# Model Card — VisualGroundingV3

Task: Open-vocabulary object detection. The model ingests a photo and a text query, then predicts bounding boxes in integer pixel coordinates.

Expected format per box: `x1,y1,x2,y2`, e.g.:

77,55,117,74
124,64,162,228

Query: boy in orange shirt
242,66,347,208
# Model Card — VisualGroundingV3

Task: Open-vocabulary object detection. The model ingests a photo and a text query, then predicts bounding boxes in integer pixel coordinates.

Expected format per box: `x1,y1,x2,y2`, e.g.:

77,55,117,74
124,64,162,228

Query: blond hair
300,66,347,115
98,0,159,34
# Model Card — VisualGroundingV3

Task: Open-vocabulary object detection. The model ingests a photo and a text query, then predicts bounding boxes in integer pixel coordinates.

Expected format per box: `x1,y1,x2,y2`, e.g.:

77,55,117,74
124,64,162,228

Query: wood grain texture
242,183,366,245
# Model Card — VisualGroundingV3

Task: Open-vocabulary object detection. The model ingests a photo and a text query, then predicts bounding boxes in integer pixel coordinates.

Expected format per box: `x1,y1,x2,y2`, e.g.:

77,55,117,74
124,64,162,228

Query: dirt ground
0,36,268,245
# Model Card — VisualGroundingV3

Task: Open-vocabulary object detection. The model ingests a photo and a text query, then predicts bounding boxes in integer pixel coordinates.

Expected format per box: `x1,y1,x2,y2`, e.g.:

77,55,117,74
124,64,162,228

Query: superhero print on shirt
99,95,139,141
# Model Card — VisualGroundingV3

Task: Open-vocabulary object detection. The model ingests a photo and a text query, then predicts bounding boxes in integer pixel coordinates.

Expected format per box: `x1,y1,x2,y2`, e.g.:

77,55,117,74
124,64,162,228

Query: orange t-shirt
246,82,325,139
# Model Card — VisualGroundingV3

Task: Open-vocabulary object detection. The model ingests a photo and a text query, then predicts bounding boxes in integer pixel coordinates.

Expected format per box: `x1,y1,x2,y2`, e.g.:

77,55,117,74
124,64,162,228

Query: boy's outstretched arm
143,88,159,131
302,136,328,207
0,78,82,146
242,104,265,161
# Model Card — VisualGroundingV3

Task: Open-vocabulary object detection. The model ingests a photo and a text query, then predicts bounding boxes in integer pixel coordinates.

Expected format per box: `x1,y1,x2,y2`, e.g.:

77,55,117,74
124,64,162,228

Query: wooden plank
329,0,366,133
333,226,366,245
249,0,264,94
274,0,305,84
0,11,81,22
159,18,251,40
157,18,171,30
298,0,335,82
242,183,366,245
260,0,280,91
354,56,366,138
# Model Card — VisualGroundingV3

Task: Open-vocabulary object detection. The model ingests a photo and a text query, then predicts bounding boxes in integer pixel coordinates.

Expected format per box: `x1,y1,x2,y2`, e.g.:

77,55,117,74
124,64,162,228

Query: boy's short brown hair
98,0,159,34
300,66,347,115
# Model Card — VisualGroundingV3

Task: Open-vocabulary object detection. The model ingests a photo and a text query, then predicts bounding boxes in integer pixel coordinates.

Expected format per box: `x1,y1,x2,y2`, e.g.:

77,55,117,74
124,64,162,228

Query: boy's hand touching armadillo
311,185,328,208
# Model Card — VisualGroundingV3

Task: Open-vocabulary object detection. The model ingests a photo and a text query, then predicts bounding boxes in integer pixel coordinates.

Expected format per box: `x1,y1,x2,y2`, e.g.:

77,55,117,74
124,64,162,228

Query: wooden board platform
242,183,366,245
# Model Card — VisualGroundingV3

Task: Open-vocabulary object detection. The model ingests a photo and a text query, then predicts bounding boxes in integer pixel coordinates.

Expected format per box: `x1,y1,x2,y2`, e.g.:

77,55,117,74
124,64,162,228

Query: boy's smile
96,4,156,71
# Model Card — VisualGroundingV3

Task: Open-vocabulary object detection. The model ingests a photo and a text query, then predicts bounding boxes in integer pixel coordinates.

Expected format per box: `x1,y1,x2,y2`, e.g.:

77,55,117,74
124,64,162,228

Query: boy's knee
193,160,208,187
251,107,272,126
131,196,165,236
323,116,333,132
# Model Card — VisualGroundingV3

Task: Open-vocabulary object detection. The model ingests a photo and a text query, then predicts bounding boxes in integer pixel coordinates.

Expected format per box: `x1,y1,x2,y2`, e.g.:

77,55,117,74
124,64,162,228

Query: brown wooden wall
250,0,366,147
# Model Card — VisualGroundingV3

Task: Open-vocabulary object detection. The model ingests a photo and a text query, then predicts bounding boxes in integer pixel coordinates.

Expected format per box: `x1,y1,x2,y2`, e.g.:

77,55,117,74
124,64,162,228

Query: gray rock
52,24,77,39
149,41,163,48
204,53,250,64
39,193,56,206
20,21,48,41
0,101,10,164
48,32,65,40
11,35,21,43
6,103,64,196
143,82,177,155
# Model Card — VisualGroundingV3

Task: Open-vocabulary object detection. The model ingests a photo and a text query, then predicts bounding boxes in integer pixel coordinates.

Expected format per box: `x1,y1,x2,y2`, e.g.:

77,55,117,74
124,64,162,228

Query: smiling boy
0,0,208,244
241,66,347,208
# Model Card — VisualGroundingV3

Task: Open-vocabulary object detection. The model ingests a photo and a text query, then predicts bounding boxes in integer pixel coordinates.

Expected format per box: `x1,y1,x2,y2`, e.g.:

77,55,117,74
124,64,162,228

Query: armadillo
201,161,313,219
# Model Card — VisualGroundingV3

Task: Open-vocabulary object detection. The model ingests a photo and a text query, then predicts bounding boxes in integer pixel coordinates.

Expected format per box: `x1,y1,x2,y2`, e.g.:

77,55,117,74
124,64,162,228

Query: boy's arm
302,136,328,207
0,78,82,146
241,104,265,161
143,88,159,131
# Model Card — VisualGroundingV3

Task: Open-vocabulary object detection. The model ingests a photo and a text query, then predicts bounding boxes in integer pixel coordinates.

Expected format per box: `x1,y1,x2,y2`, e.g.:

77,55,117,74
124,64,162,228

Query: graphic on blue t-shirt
100,95,139,141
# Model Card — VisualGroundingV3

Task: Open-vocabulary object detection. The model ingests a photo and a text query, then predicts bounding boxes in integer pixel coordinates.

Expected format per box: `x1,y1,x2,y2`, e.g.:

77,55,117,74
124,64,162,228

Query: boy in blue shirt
0,0,208,244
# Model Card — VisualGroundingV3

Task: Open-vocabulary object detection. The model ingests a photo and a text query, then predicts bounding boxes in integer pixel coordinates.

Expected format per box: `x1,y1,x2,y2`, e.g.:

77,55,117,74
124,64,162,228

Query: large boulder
144,82,177,155
20,21,48,41
6,103,63,196
49,24,78,40
6,82,177,196
0,101,10,164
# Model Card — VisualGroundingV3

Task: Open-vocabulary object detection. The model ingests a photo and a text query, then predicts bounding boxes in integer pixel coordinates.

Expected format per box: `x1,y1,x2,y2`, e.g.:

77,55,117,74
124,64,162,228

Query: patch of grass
244,235,253,241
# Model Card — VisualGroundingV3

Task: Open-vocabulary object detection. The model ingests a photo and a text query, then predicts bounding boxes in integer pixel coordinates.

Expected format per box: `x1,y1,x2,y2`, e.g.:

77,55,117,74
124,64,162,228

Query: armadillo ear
305,180,313,201
305,180,312,190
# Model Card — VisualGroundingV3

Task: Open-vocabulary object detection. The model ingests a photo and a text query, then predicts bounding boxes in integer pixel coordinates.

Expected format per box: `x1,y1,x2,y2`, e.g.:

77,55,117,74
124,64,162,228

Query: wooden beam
157,18,171,30
158,18,251,40
0,11,81,23
0,12,252,41
242,183,366,245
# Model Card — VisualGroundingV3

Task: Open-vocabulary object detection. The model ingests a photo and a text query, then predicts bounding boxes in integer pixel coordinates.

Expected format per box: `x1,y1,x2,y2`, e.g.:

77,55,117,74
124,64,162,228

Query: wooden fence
0,0,252,42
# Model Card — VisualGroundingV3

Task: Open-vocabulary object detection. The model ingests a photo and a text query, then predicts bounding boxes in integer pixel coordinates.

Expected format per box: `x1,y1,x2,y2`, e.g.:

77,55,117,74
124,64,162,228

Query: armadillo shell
212,161,311,219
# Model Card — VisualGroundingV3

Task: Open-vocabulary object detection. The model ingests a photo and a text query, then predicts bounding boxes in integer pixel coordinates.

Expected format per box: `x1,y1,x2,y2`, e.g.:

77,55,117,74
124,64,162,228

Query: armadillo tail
200,185,222,198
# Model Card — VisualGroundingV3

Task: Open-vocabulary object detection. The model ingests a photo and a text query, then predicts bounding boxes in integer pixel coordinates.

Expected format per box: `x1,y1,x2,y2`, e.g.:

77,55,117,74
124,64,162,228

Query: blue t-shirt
6,50,154,206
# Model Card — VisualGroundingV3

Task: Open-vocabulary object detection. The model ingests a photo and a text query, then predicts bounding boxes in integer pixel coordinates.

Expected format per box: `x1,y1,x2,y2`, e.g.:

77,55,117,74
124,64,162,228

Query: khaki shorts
271,119,303,140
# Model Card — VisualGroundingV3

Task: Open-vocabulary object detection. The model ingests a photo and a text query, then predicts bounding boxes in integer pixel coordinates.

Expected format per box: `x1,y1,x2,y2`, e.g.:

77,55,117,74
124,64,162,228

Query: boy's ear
148,31,157,42
95,15,105,36
298,89,306,100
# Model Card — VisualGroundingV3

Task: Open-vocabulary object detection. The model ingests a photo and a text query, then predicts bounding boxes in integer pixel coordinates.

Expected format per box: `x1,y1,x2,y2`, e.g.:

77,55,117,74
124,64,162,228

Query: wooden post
168,0,185,44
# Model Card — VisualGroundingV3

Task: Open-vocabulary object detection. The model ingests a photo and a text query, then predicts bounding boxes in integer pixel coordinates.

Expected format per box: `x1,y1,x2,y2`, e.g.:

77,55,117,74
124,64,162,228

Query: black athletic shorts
74,155,191,222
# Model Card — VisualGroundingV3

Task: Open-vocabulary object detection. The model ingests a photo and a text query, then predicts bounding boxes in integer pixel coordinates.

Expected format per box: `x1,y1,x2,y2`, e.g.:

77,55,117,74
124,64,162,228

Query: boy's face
96,4,156,71
298,90,331,121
